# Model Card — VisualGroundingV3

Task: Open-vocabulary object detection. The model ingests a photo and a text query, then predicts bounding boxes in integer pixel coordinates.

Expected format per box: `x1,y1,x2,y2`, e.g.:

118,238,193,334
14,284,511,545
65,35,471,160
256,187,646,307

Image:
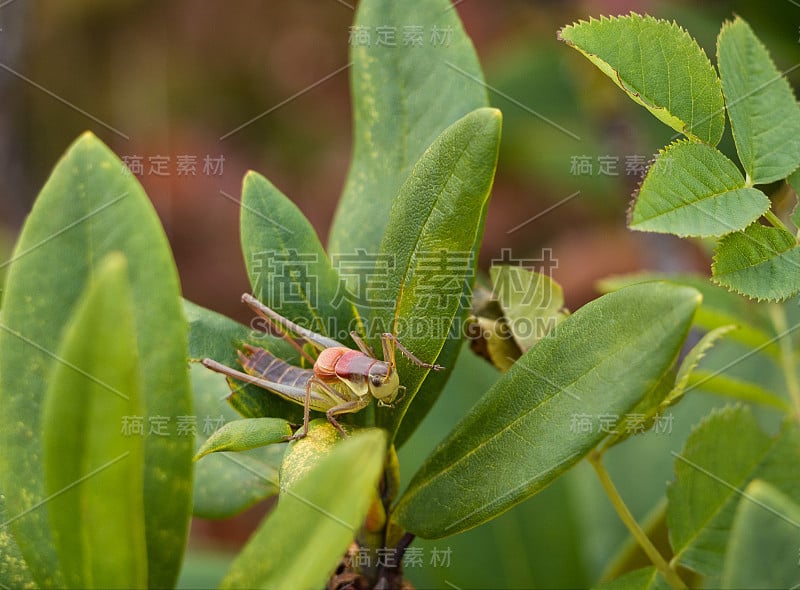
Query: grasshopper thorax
367,361,400,403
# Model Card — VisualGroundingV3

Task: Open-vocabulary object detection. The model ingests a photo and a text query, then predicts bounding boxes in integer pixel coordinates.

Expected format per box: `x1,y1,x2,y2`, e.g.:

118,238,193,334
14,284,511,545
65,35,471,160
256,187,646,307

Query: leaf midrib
389,116,491,334
402,301,685,498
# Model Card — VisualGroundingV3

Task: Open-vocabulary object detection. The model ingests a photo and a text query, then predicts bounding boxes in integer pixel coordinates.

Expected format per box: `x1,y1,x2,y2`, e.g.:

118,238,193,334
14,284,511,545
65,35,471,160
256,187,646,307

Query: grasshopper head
368,361,400,403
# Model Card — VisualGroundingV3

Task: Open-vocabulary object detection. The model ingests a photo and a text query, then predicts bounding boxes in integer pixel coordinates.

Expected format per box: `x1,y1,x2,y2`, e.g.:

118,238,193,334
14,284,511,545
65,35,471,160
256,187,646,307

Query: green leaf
393,282,700,538
240,171,356,339
712,222,800,301
370,107,502,441
0,492,36,590
184,299,303,423
597,272,780,359
0,133,191,588
189,364,285,519
393,319,467,447
490,265,567,351
789,169,800,230
667,406,800,574
219,430,386,590
279,420,345,490
194,417,291,461
607,324,733,449
596,567,670,590
718,17,800,184
559,14,724,144
629,141,769,237
42,254,147,589
328,0,488,256
669,325,735,404
686,371,791,412
721,480,800,588
0,230,13,307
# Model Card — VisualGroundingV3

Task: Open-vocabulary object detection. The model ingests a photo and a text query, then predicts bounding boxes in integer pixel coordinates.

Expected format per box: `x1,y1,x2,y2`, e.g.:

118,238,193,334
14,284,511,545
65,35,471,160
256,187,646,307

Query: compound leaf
712,223,800,301
559,14,724,144
718,17,800,184
629,141,769,237
667,406,800,574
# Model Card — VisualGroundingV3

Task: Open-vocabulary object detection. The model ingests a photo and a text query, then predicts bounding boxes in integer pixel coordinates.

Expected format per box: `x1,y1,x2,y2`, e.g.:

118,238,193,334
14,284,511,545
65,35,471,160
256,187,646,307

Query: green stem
764,209,789,232
768,304,800,419
589,451,687,590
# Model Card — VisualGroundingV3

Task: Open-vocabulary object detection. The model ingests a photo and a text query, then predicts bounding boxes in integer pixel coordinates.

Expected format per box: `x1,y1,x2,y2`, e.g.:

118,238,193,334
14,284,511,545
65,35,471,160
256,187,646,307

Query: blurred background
1,1,797,588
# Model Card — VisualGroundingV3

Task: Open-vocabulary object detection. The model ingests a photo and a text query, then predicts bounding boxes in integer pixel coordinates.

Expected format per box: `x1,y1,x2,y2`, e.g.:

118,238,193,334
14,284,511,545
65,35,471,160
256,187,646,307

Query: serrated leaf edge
668,404,783,569
710,223,800,302
717,17,800,184
558,13,724,144
627,140,764,238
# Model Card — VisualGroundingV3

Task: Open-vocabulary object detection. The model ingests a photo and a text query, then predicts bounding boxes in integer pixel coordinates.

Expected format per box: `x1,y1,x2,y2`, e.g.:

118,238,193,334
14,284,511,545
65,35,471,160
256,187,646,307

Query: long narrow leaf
42,255,147,589
394,282,700,538
0,133,191,587
371,108,502,441
329,0,489,256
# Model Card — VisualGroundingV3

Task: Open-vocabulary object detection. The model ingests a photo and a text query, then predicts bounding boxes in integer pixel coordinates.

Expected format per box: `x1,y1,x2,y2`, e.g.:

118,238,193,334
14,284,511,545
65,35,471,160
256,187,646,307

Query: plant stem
768,304,800,419
588,451,687,590
764,209,789,232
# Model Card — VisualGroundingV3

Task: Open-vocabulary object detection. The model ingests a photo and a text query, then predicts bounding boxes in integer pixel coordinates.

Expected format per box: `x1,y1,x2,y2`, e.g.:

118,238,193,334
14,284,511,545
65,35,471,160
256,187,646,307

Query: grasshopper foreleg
291,377,369,440
326,398,370,438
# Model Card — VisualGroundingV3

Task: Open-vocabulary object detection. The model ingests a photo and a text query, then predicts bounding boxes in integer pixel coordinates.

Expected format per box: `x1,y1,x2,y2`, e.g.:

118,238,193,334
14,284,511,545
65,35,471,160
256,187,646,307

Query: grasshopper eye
368,363,399,402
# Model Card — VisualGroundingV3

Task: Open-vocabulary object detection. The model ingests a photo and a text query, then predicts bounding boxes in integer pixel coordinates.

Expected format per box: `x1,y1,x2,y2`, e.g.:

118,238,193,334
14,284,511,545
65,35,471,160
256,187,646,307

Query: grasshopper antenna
242,293,317,366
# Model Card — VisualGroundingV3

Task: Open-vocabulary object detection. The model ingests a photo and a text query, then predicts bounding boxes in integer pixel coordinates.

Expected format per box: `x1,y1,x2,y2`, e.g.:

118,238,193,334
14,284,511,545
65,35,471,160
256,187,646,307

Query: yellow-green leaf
489,265,567,351
219,430,386,590
42,254,147,589
0,133,191,588
194,417,292,461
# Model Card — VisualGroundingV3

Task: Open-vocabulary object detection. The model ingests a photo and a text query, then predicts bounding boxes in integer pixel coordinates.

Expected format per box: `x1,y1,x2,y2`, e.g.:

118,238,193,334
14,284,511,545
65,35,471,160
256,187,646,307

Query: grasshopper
202,294,444,438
